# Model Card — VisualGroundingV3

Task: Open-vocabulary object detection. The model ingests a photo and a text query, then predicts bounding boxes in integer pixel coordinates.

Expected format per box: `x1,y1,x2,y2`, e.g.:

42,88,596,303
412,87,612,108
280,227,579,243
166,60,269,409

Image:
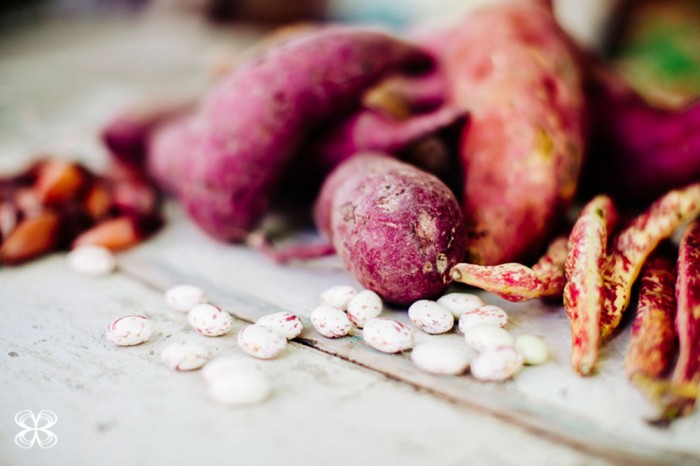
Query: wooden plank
116,205,700,466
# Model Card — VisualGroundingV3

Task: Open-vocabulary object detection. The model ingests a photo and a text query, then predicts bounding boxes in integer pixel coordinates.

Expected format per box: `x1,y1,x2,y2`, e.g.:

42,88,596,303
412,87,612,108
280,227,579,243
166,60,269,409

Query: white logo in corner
14,410,58,449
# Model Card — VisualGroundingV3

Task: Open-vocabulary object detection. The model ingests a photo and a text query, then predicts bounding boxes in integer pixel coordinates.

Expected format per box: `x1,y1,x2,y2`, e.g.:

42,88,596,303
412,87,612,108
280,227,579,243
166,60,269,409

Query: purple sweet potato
438,1,586,265
156,26,430,243
313,153,465,305
584,63,700,204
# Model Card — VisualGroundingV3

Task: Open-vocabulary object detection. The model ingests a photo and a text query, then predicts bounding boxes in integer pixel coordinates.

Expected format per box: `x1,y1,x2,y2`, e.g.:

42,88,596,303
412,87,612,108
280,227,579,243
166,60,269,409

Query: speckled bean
470,346,523,381
437,292,485,318
458,305,509,333
464,324,514,352
165,284,207,312
256,312,303,340
363,318,414,353
105,315,154,346
201,356,260,384
411,343,473,375
347,290,383,328
237,324,287,359
161,339,210,371
188,303,234,337
206,367,272,406
310,304,352,338
319,285,357,311
408,300,454,334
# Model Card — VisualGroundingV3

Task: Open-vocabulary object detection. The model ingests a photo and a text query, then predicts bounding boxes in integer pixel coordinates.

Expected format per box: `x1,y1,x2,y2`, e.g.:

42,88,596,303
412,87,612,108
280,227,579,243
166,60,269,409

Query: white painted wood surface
0,11,698,466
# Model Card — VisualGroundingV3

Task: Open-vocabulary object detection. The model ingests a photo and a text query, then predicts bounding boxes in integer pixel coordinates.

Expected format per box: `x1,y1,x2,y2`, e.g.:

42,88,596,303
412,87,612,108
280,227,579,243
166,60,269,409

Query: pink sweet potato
438,1,586,265
153,26,430,243
313,153,465,305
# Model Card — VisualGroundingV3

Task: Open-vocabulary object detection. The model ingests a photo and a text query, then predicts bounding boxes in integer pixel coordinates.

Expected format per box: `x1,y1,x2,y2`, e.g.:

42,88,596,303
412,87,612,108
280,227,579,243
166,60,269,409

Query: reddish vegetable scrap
0,158,163,265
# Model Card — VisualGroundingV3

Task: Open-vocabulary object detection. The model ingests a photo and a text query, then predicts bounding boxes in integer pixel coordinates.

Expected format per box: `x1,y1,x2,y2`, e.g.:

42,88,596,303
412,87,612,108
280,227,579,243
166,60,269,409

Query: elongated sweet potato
314,154,465,305
449,235,568,302
161,26,430,242
439,1,586,265
564,195,618,375
601,183,700,340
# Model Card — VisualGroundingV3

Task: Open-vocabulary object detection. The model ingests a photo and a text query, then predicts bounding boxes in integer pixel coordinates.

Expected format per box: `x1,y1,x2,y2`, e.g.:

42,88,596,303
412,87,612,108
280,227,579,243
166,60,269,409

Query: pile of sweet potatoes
96,0,700,422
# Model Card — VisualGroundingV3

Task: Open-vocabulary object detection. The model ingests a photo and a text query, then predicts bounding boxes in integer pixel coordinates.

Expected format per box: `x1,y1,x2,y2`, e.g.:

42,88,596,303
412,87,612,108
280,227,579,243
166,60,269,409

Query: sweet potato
449,235,568,302
564,195,618,375
439,1,586,265
584,62,700,204
313,154,465,305
154,26,430,243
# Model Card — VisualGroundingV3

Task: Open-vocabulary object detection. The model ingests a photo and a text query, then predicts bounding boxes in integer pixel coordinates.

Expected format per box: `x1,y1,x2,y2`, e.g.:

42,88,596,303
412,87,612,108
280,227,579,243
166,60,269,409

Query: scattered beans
437,292,485,319
161,338,210,371
188,303,234,337
408,300,454,334
347,290,383,328
206,366,272,406
470,346,523,381
458,305,508,333
515,335,549,365
310,304,352,338
363,318,414,353
411,343,473,375
67,245,116,276
319,285,357,311
105,315,154,346
256,312,303,340
165,284,207,312
464,324,514,352
237,324,287,359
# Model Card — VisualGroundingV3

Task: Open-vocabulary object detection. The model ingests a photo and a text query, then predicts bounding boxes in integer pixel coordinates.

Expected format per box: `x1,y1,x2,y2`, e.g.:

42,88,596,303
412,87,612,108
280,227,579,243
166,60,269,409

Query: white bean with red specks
237,324,287,359
161,339,210,371
256,312,303,340
458,305,509,333
188,303,234,337
347,290,383,328
437,292,485,319
515,334,549,365
206,366,272,406
319,285,357,311
105,315,154,346
310,304,352,338
363,318,414,353
408,300,454,334
470,346,523,381
165,284,207,312
464,324,514,352
67,245,116,275
411,343,474,375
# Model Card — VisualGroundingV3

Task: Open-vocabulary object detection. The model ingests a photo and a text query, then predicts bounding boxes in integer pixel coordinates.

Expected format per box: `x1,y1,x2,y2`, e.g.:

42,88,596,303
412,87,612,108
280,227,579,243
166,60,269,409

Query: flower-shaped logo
14,410,58,449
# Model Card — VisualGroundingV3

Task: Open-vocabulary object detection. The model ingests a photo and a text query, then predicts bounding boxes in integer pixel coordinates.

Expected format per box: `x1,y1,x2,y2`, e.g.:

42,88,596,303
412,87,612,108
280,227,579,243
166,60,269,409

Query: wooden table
1,11,698,466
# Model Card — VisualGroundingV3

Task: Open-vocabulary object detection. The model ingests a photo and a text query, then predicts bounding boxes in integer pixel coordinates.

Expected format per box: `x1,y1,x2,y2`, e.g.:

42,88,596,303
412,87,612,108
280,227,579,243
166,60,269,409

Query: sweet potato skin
442,1,585,265
314,154,465,305
151,26,430,242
